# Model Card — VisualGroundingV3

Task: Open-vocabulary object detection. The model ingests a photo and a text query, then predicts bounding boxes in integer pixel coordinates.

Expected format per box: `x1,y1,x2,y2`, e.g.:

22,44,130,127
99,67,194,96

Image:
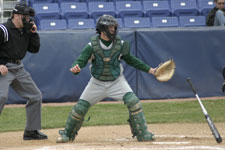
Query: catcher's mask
12,4,35,32
96,14,118,42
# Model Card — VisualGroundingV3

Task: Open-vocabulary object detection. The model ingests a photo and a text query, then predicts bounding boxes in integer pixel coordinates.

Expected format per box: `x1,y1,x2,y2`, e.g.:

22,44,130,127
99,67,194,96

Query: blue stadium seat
116,1,143,18
117,18,124,28
152,16,180,27
179,16,206,27
58,0,81,3
171,0,199,17
29,0,54,6
85,0,108,2
114,0,136,1
143,1,171,18
60,2,89,21
88,2,116,20
198,0,214,16
33,3,61,24
124,17,151,28
68,19,95,29
40,19,67,30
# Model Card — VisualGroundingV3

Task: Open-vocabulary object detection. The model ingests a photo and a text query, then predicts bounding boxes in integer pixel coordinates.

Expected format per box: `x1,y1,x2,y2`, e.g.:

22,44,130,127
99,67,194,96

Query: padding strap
123,92,141,112
72,99,90,120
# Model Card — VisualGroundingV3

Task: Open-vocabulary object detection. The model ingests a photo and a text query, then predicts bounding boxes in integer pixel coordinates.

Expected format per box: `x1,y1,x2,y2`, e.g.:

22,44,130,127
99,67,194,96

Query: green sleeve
71,44,92,74
121,41,151,73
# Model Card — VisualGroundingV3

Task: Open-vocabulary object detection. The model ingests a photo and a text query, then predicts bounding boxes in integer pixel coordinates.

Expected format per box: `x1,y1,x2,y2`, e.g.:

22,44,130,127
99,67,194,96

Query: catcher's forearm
122,54,150,72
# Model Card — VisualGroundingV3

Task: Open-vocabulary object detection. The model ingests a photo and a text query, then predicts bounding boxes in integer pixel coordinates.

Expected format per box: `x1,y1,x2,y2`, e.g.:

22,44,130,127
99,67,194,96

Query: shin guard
57,99,90,143
123,92,154,141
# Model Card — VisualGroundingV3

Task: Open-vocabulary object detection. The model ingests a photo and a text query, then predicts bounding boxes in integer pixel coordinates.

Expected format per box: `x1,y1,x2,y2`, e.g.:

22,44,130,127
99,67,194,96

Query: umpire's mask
13,4,35,33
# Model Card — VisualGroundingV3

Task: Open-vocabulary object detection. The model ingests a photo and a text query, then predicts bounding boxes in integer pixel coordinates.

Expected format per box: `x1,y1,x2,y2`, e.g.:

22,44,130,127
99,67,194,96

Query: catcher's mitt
155,59,175,82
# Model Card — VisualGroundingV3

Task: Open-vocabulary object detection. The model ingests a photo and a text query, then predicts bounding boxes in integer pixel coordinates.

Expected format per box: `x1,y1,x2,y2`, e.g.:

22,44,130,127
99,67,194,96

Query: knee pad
71,99,91,120
123,92,142,113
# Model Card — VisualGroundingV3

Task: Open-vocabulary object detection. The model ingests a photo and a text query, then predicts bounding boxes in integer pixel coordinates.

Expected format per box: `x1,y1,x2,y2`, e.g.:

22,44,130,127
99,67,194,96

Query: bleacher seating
117,18,124,28
58,0,81,3
143,1,171,17
85,0,108,2
88,2,116,20
33,3,61,24
24,0,210,30
116,1,144,18
124,17,151,28
68,19,95,29
40,19,67,30
29,0,54,6
60,2,89,21
171,0,199,17
179,15,206,27
152,16,180,27
114,0,136,1
198,0,214,16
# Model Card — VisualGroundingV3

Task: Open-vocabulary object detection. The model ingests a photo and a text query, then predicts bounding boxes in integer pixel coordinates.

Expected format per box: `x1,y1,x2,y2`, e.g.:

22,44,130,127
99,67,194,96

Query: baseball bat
187,78,222,143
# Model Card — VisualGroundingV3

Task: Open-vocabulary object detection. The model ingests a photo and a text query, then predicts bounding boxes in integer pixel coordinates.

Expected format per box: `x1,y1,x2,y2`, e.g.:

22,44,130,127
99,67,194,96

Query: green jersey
72,35,151,81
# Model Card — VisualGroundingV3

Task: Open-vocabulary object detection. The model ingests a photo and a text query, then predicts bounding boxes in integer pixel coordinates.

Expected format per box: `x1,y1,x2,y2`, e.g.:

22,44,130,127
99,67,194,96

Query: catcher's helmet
96,14,118,41
12,4,35,16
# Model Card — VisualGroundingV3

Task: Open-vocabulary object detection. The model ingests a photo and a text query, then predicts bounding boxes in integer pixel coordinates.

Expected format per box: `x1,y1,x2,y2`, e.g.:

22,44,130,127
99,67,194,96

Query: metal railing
0,0,3,24
0,0,21,24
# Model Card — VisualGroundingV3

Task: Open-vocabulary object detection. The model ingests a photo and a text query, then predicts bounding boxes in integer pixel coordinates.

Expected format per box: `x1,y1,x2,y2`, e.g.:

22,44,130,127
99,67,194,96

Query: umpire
0,4,47,140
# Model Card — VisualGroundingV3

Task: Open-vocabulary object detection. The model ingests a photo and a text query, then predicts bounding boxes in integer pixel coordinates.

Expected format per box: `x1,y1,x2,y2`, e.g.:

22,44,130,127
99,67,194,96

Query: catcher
57,14,175,143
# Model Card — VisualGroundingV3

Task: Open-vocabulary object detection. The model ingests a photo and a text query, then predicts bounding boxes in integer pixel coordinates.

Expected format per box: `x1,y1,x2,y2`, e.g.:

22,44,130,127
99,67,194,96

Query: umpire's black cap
12,4,35,16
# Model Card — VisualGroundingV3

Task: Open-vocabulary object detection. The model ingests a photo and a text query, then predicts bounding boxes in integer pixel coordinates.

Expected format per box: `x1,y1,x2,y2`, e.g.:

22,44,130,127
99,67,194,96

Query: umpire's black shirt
0,19,40,64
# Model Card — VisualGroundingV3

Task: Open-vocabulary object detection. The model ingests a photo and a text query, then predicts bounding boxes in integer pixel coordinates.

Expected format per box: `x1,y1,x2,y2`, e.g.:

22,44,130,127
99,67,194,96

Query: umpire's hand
30,22,37,33
0,65,8,76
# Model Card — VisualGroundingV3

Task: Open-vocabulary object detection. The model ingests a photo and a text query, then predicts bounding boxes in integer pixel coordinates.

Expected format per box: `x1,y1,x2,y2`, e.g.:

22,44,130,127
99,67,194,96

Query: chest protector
90,36,122,81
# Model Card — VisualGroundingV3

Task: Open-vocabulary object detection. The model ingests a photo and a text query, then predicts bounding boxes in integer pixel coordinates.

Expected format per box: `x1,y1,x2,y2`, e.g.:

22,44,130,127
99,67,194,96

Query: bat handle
187,78,197,95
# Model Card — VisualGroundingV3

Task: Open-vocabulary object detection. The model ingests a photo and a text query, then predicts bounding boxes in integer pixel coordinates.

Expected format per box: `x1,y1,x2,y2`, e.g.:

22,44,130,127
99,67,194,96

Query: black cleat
23,130,48,140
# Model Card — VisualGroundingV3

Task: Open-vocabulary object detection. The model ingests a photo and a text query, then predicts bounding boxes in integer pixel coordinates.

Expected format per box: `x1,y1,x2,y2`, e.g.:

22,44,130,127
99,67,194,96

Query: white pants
80,74,133,106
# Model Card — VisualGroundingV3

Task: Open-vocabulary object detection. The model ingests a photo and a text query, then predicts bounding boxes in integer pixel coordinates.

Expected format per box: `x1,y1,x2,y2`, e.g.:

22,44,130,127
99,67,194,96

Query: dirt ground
1,97,225,150
0,123,225,150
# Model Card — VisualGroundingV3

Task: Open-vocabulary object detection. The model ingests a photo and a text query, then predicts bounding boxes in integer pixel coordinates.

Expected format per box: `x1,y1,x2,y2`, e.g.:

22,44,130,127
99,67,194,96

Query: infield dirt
0,123,225,150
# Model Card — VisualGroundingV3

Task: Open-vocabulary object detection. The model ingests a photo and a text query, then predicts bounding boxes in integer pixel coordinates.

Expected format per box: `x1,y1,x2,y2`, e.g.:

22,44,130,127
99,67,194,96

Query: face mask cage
96,15,118,41
22,16,34,33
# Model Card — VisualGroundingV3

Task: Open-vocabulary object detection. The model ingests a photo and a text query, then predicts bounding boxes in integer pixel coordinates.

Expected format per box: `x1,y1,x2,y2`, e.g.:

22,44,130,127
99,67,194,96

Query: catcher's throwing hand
70,64,81,73
0,65,8,76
